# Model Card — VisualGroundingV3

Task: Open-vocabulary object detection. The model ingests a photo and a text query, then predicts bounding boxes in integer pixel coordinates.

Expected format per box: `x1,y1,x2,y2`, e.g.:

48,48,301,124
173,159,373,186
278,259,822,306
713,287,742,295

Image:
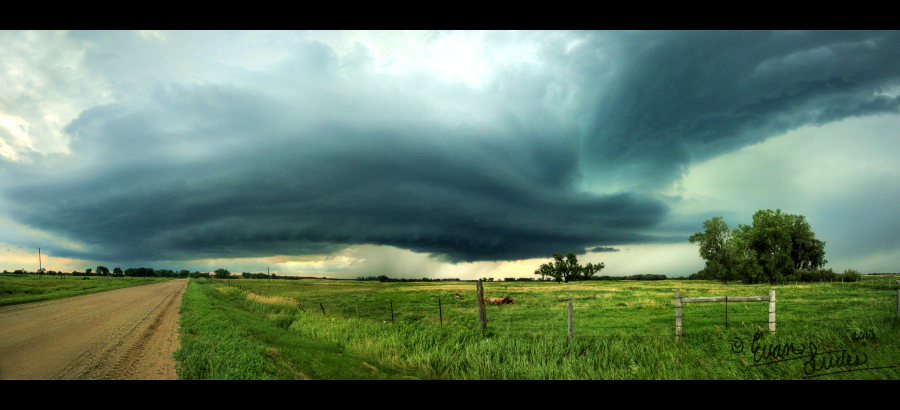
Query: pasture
175,275,900,379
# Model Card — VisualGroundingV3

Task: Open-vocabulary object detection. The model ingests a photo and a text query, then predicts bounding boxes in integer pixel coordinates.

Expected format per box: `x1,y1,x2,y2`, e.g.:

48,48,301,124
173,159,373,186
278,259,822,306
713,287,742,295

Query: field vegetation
174,275,900,379
0,274,175,306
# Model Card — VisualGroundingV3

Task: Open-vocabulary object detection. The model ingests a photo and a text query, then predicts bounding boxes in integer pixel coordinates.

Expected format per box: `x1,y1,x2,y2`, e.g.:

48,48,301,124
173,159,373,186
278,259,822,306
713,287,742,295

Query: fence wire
225,281,899,341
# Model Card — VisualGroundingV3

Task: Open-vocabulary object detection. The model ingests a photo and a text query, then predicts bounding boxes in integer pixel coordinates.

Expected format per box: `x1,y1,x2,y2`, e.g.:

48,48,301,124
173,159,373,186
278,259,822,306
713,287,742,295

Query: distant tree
840,269,861,282
96,266,110,276
214,269,231,279
534,252,603,283
125,267,155,277
582,262,604,280
113,267,123,277
85,268,93,276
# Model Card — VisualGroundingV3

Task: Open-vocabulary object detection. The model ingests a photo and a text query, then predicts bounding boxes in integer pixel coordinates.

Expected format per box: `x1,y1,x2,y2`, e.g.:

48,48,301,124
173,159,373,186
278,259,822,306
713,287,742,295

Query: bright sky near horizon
2,30,899,279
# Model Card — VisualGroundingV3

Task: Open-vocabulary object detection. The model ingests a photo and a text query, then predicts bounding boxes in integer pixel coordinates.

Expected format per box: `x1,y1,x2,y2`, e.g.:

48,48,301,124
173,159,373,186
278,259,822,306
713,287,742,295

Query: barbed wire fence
225,279,900,342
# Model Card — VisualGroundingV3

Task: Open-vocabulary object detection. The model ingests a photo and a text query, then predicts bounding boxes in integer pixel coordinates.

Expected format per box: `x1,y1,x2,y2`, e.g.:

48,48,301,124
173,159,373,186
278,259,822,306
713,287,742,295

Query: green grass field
0,274,175,307
175,275,900,379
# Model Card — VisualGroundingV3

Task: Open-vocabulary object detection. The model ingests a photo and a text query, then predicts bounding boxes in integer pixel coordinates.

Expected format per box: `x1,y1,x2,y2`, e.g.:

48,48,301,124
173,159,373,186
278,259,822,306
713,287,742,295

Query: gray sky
2,30,899,278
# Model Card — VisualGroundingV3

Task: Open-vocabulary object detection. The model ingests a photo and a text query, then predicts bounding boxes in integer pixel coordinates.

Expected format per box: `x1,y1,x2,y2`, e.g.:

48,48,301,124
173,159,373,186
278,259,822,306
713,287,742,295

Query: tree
689,216,739,284
214,268,231,279
692,210,827,284
533,252,603,283
113,267,123,277
582,262,604,280
85,268,93,276
742,209,794,286
96,266,110,276
788,214,827,270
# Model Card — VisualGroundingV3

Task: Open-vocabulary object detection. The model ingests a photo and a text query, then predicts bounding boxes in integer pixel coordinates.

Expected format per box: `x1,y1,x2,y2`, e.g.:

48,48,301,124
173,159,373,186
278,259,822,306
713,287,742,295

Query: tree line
356,276,462,282
689,209,860,284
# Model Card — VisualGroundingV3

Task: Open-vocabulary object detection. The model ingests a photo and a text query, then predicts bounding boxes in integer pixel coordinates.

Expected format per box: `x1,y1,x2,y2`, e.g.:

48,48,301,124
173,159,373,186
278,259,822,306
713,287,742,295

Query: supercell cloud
1,31,899,271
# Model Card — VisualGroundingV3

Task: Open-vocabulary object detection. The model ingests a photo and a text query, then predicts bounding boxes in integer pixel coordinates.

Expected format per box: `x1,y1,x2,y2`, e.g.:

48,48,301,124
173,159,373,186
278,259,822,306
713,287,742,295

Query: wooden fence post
477,280,487,331
320,303,326,317
769,290,776,335
675,292,682,341
568,299,574,341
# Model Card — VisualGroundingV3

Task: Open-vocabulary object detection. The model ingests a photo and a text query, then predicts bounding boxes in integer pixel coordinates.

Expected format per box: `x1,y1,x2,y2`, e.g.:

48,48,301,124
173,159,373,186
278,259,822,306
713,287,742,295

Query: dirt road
0,278,188,380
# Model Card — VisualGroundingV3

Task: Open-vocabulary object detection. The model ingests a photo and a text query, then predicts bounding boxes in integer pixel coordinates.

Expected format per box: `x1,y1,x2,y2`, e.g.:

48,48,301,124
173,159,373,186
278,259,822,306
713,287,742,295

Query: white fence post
769,290,776,335
675,292,683,341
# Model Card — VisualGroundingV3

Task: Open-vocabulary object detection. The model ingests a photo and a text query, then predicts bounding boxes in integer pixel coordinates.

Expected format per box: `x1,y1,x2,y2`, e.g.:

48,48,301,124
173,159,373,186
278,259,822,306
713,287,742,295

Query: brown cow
483,296,514,305
454,292,462,300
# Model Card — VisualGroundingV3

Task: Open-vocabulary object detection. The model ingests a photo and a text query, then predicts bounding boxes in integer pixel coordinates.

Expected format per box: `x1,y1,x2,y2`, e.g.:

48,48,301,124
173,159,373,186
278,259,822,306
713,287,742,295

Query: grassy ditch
179,277,900,379
0,274,175,307
172,279,432,380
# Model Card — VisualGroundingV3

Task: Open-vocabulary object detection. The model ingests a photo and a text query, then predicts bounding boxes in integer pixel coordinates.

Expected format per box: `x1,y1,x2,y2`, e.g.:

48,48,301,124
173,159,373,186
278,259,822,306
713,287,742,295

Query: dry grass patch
362,362,379,374
247,292,300,308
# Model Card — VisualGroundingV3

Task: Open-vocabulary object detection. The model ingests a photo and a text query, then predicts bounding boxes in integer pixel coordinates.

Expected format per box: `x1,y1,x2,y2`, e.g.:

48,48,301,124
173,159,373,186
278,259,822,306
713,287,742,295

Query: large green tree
534,253,603,283
691,210,827,285
788,214,827,270
688,216,738,284
741,209,795,285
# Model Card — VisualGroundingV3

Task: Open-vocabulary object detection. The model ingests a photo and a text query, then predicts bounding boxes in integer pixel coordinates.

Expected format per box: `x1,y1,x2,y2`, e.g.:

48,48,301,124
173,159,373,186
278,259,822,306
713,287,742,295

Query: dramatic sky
2,31,899,278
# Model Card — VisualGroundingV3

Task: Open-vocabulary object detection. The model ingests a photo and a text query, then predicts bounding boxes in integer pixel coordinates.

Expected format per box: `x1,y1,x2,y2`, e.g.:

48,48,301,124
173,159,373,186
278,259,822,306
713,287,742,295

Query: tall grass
179,277,900,379
173,280,433,380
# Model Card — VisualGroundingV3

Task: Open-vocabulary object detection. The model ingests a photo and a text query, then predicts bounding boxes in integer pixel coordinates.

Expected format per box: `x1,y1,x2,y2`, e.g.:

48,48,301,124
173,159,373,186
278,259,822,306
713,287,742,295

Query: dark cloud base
4,31,900,266
2,83,668,264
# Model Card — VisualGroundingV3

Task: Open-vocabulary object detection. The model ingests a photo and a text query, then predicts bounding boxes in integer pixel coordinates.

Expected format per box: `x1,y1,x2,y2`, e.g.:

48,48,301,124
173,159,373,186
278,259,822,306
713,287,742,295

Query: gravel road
0,278,188,380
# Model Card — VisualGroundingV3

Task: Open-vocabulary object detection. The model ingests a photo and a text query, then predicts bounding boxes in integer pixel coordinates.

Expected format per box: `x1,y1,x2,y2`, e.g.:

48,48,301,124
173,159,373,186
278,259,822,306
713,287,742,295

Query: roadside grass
189,276,900,379
173,279,433,380
0,274,175,307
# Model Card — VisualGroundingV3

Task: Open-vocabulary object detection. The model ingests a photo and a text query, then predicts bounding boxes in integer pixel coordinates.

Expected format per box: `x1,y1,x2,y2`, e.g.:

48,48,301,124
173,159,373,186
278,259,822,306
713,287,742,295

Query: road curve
0,278,188,380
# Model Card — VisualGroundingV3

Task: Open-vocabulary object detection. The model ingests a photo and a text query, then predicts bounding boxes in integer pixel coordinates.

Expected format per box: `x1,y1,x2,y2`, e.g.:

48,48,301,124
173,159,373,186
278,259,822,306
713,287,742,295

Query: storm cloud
578,31,900,191
2,31,899,269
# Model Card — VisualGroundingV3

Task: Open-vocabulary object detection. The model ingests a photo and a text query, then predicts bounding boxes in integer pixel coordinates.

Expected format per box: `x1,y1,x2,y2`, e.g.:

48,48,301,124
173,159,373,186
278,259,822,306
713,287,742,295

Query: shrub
841,269,862,282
